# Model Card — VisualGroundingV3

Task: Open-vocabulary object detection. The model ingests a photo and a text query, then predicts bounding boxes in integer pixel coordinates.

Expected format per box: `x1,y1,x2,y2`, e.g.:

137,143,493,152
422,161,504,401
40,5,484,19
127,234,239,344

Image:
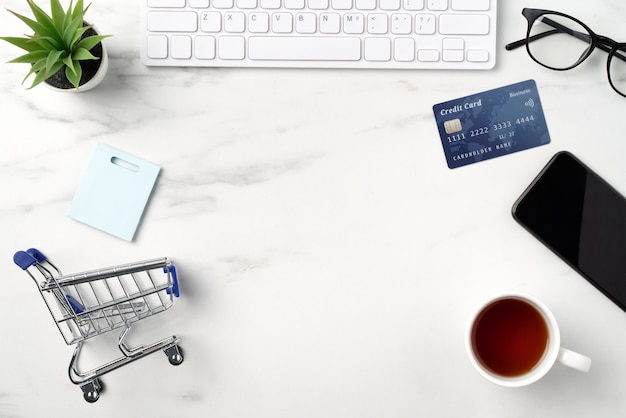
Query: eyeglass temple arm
505,30,557,51
505,17,612,55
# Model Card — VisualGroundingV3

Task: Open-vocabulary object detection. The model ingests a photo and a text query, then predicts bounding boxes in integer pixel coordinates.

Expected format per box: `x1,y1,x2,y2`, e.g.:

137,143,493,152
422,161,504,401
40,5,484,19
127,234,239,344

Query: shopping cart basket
13,248,183,402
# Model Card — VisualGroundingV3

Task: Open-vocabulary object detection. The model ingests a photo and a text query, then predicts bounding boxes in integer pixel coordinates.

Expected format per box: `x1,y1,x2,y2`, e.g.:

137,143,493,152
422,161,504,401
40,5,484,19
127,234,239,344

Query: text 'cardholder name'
433,79,551,169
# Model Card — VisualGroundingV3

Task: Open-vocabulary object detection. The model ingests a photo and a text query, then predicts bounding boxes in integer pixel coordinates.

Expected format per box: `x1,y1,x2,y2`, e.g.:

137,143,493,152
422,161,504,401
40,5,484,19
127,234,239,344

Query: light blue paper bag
68,143,161,241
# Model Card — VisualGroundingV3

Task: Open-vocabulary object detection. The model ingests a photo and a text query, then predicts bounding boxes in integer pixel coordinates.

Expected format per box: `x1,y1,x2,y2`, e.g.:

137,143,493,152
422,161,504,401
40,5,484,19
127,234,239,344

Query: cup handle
557,347,591,372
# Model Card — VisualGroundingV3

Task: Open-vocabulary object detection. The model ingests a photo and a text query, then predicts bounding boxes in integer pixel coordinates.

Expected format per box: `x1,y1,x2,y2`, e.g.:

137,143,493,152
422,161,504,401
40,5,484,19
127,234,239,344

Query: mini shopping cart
13,248,184,403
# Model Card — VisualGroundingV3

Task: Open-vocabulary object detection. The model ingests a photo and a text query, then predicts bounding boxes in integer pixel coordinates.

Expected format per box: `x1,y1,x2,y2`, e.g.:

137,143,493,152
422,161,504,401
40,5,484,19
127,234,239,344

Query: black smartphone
512,151,626,311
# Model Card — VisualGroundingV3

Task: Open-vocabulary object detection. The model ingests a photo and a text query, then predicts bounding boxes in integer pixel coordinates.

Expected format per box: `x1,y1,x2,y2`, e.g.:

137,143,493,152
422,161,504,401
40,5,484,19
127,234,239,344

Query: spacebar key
249,37,361,61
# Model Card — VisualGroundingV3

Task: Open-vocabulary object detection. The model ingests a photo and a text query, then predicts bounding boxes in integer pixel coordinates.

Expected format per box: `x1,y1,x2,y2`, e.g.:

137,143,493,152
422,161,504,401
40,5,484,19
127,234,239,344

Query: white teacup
465,293,591,387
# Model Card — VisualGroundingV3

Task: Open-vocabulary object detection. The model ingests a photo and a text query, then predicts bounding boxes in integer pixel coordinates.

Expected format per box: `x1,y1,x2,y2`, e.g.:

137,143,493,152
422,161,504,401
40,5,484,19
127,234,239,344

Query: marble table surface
1,0,625,416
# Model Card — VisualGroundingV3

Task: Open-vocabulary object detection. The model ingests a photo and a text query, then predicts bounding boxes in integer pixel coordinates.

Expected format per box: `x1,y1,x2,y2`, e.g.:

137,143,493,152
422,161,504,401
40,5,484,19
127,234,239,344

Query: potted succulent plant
0,0,110,92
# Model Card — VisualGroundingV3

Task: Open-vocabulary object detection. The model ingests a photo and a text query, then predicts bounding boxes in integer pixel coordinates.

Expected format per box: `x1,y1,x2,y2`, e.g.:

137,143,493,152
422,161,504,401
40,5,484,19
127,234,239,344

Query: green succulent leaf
65,60,82,89
0,36,42,52
6,9,57,43
48,60,65,75
27,0,61,40
72,0,86,20
72,47,97,61
29,59,64,88
45,49,64,72
23,58,48,85
6,50,49,64
76,34,109,52
63,13,85,47
62,53,76,74
30,35,61,51
31,57,48,71
50,0,66,29
69,25,90,47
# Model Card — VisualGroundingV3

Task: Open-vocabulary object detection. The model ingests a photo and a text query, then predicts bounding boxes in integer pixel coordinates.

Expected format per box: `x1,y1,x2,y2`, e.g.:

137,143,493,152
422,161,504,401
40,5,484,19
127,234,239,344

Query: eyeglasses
506,8,626,97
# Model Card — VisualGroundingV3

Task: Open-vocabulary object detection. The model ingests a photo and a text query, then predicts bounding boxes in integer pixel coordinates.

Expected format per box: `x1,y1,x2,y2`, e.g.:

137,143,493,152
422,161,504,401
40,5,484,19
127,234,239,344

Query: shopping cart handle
164,265,180,298
27,248,47,263
13,251,37,270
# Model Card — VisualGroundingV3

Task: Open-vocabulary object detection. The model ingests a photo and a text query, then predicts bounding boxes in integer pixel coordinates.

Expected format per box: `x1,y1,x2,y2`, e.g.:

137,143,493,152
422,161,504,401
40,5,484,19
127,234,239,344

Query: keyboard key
451,0,489,11
403,0,424,10
414,14,435,34
365,37,391,61
355,0,376,9
195,35,216,59
249,12,270,32
189,0,210,7
467,49,488,62
147,11,198,32
171,35,192,59
147,35,168,58
261,0,281,8
201,12,222,32
442,37,463,61
148,0,185,7
272,13,294,32
332,0,352,10
225,12,246,32
218,36,246,59
391,14,411,34
394,37,415,61
442,37,463,50
285,0,306,8
309,0,329,9
248,36,361,60
427,0,447,11
443,49,463,61
214,0,235,7
418,49,439,61
296,13,317,33
237,0,258,8
343,13,364,33
367,14,388,34
439,14,489,34
380,0,400,10
320,13,341,33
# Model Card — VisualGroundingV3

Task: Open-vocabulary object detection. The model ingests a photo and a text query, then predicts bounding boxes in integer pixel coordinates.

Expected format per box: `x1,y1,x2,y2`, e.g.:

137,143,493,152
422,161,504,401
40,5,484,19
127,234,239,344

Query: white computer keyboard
140,0,497,69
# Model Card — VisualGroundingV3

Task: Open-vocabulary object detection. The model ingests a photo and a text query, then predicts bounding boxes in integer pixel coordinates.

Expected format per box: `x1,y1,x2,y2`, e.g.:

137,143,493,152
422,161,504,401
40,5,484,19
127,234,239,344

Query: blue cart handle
164,265,180,298
14,251,36,270
13,248,47,270
27,248,47,263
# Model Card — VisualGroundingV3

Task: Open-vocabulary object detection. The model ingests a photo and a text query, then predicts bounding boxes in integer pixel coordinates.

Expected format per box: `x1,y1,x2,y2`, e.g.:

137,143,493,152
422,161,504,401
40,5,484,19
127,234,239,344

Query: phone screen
512,151,626,311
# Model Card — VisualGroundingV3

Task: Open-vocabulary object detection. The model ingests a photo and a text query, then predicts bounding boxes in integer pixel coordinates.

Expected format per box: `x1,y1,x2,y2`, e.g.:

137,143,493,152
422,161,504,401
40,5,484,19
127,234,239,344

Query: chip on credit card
433,80,551,169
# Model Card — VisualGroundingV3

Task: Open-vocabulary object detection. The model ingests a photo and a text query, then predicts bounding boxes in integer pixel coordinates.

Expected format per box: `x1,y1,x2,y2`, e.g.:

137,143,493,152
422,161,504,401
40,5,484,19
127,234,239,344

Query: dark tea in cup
466,293,591,386
471,297,549,377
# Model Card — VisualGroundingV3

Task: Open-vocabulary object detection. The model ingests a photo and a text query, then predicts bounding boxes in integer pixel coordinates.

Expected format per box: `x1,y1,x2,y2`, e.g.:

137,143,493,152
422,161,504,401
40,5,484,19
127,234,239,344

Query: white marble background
1,0,625,417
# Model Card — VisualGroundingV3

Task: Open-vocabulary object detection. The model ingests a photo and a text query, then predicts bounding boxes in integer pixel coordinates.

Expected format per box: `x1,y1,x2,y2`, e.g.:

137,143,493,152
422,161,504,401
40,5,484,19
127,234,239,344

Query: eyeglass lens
526,12,626,96
609,46,626,95
527,13,593,70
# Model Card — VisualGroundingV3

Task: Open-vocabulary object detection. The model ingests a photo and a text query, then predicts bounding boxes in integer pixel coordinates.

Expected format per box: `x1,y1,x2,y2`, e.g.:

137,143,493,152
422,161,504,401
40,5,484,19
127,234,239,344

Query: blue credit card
433,79,551,169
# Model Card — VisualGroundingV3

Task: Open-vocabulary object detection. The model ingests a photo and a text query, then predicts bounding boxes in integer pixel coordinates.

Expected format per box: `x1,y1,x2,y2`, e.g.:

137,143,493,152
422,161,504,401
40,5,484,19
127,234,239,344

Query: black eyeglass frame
506,8,626,97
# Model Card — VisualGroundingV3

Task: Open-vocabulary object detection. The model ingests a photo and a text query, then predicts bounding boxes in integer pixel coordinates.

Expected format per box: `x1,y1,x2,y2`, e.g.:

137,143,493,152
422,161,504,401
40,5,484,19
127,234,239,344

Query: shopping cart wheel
165,345,184,366
81,379,102,403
